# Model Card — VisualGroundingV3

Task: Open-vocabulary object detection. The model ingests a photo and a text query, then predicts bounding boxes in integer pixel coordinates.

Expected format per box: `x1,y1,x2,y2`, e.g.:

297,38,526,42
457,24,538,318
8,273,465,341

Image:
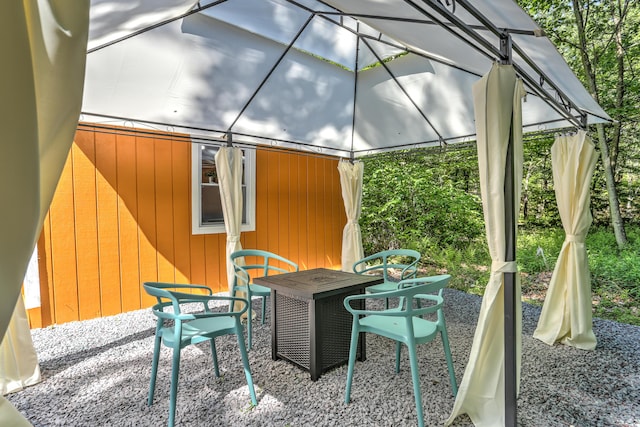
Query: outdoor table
254,268,383,381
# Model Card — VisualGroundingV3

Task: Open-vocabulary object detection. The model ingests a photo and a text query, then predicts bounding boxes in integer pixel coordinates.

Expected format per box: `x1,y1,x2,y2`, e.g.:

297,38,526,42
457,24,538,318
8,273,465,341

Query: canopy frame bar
349,23,361,156
80,109,585,158
430,0,585,129
87,0,230,54
359,37,446,144
225,13,316,134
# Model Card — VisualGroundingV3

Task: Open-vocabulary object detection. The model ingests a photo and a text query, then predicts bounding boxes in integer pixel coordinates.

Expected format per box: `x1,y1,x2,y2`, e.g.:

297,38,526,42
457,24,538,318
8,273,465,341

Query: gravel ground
6,289,640,426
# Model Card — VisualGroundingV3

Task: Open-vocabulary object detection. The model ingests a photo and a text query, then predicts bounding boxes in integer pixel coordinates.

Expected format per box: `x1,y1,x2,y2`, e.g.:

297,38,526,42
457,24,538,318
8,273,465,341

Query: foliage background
359,1,640,325
359,146,640,325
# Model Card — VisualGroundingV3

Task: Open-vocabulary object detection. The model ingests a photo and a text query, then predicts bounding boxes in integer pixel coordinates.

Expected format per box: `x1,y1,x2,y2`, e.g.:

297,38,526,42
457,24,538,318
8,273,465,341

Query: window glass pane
200,145,222,224
196,144,249,229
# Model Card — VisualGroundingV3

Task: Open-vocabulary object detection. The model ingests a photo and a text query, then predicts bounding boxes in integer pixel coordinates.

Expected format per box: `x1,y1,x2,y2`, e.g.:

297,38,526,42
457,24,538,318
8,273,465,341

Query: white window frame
191,142,256,235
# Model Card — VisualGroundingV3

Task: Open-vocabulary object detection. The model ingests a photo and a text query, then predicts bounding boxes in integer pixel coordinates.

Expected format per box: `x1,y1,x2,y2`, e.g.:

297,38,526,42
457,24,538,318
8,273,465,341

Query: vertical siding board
297,155,309,270
204,235,221,292
318,159,332,267
327,158,336,267
288,153,301,267
277,152,290,266
320,158,330,267
190,234,206,286
217,235,227,293
171,140,191,284
95,131,122,316
49,151,79,323
255,151,269,252
326,158,338,268
136,136,158,307
266,151,280,254
317,156,326,267
307,156,319,268
73,133,101,320
154,137,175,283
115,133,141,312
242,231,257,252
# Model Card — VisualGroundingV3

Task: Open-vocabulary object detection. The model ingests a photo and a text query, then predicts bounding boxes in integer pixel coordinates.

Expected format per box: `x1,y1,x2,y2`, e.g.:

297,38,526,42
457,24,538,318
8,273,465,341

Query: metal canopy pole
359,37,446,143
418,0,585,129
500,32,518,427
226,14,315,134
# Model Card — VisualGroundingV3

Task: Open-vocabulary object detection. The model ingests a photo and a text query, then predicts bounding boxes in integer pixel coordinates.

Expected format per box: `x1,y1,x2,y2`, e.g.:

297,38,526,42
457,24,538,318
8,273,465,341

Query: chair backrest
345,275,451,319
352,249,421,282
230,249,299,284
142,281,248,321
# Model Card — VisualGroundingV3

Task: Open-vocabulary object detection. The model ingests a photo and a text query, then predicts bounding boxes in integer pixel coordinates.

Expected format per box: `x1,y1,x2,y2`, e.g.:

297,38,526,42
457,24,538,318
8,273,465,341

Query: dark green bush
360,151,484,255
359,148,639,325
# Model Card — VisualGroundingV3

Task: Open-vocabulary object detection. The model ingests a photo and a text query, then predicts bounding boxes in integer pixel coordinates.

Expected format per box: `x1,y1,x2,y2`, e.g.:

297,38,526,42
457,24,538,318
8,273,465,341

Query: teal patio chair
343,275,457,427
143,282,257,427
230,249,298,350
352,249,421,308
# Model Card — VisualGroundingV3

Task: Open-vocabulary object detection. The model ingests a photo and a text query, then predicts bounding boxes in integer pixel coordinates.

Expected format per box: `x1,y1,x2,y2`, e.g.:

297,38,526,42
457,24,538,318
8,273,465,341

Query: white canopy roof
82,0,611,158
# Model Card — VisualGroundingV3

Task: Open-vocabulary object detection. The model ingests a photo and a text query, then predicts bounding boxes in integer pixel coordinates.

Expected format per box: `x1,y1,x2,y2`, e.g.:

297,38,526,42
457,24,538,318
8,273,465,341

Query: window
191,143,256,234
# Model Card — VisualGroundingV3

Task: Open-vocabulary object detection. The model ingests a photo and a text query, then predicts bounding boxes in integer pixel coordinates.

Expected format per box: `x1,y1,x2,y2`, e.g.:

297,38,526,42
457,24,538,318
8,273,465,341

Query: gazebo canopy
82,0,611,157
0,2,613,426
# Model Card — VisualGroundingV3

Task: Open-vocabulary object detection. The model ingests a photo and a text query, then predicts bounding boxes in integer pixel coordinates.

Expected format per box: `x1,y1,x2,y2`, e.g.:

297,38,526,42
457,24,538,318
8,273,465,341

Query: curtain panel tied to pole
215,146,246,311
446,63,526,427
533,130,598,351
338,160,364,272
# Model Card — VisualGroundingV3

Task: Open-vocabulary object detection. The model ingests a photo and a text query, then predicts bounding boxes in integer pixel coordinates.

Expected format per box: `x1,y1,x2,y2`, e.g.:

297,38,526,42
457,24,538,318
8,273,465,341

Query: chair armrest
233,267,251,288
400,263,419,279
169,291,250,317
352,253,381,274
271,254,299,272
343,292,408,317
145,282,212,294
413,294,445,315
344,285,445,318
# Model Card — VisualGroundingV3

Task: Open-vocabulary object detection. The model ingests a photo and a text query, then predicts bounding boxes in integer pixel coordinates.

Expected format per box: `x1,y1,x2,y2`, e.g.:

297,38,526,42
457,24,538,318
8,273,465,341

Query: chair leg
148,332,162,406
247,297,253,350
344,322,360,404
406,341,425,427
395,341,402,373
210,338,220,378
440,327,458,396
236,323,258,406
168,346,181,427
261,296,267,325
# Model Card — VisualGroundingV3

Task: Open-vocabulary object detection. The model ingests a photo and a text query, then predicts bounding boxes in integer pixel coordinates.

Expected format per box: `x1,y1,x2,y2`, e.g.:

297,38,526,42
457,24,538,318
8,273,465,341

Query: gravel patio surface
7,289,640,426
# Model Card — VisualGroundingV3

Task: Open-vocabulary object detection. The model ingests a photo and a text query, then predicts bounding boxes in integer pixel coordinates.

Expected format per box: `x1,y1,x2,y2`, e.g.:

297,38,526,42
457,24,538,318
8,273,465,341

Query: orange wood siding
27,126,347,328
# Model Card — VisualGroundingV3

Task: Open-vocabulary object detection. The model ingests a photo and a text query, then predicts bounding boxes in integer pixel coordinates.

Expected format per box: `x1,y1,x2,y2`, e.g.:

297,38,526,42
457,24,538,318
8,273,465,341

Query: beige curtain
0,397,31,427
533,131,598,350
0,0,89,421
0,298,41,395
446,63,525,427
338,160,364,272
215,147,245,304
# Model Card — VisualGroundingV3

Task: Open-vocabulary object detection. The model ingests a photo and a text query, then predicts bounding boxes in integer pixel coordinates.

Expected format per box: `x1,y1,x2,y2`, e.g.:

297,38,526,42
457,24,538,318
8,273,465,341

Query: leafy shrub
358,148,639,325
360,151,484,255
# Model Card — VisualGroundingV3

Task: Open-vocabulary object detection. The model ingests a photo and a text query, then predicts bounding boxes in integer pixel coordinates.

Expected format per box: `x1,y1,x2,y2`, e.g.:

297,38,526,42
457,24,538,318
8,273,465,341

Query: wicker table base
254,268,383,381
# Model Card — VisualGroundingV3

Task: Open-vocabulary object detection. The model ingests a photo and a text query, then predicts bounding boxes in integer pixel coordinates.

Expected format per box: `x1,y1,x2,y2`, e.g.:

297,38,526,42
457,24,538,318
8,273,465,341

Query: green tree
518,0,640,247
360,147,484,255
